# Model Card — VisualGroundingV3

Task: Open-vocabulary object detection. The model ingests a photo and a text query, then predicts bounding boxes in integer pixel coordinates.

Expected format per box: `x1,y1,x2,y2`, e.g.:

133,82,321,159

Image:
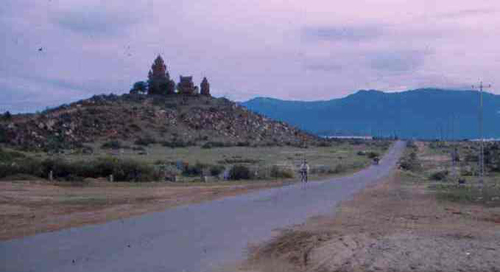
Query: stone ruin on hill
131,55,211,97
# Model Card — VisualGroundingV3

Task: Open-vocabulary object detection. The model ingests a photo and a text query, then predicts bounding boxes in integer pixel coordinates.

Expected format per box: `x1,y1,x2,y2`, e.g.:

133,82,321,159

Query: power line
472,82,491,184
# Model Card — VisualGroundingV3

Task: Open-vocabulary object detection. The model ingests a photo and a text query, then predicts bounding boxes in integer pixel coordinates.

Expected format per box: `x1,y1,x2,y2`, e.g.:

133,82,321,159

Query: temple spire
200,77,211,96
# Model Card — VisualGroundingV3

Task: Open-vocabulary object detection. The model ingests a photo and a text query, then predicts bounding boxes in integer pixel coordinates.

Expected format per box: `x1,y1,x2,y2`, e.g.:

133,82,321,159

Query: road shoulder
240,171,500,272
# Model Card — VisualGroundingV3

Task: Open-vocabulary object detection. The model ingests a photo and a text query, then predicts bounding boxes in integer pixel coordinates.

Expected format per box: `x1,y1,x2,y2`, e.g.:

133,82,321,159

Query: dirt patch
0,180,289,241
242,173,500,272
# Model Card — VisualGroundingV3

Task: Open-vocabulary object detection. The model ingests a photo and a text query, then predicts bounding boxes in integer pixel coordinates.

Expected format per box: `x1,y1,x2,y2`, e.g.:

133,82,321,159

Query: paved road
1,141,405,272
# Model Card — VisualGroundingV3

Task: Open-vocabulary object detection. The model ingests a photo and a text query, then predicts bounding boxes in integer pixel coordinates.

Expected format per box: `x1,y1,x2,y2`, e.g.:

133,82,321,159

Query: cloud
304,63,343,72
369,50,431,74
53,7,140,37
438,8,498,19
302,25,384,43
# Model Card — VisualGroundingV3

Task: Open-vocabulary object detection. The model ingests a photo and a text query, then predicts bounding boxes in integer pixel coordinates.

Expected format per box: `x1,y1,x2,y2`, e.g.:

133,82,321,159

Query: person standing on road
300,159,310,183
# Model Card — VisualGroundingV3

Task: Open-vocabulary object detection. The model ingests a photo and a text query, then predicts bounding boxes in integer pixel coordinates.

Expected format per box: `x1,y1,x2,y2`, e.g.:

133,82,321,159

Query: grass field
0,140,392,240
22,139,391,182
401,140,500,207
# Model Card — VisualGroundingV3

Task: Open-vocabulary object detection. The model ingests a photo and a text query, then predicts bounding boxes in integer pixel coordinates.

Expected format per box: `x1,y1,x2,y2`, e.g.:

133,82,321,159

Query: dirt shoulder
0,179,292,241
243,172,500,272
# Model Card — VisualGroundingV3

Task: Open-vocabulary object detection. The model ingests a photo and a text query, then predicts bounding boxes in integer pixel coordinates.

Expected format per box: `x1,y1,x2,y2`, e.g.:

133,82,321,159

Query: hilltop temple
147,55,176,95
139,55,211,97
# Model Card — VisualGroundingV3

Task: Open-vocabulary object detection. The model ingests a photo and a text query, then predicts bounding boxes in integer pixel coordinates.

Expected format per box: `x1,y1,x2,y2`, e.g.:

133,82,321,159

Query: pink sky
1,0,499,112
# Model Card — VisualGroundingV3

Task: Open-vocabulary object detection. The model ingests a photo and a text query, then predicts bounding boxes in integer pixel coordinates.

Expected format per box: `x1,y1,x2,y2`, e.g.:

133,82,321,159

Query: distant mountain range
242,88,500,140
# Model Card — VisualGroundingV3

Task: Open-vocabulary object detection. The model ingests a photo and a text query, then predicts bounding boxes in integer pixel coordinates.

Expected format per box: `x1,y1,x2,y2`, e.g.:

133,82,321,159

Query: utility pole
472,82,491,184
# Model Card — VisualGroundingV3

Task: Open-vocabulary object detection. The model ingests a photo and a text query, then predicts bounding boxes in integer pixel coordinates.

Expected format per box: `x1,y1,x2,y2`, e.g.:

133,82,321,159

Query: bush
110,159,157,182
316,141,331,147
161,139,195,148
430,170,449,181
270,165,294,179
3,111,12,120
209,165,225,176
202,141,230,149
464,153,478,162
0,148,26,162
101,140,123,150
0,150,158,182
44,135,67,153
134,137,157,146
236,141,251,147
0,173,40,181
39,157,157,182
400,152,422,172
182,162,207,176
367,152,379,159
0,126,7,143
229,165,252,180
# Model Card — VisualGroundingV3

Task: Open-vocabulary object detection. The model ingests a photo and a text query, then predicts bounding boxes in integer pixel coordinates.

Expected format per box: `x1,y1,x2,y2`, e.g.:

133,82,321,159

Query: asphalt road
1,141,405,272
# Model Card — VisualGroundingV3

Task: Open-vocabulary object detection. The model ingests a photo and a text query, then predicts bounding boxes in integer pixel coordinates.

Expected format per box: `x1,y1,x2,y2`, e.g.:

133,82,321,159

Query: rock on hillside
0,94,320,151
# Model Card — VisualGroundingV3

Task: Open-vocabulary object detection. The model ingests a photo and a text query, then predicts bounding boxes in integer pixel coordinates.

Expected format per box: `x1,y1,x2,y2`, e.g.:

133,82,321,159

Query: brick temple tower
147,55,175,95
200,77,211,96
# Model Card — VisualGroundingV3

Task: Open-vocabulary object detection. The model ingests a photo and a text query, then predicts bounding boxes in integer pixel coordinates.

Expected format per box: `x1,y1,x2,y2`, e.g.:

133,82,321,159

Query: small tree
229,165,252,180
0,126,7,143
3,111,12,120
130,81,147,94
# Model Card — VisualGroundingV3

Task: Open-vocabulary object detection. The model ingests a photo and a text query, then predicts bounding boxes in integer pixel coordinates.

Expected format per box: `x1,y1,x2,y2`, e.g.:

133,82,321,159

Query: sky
1,0,500,112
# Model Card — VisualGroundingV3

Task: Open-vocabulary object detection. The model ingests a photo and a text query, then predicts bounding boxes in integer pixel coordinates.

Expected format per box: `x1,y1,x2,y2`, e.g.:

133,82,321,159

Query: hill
242,88,500,140
0,94,320,151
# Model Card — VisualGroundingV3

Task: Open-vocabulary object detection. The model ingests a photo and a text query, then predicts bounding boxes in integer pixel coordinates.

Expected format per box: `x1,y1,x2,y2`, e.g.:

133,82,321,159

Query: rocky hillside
0,94,320,151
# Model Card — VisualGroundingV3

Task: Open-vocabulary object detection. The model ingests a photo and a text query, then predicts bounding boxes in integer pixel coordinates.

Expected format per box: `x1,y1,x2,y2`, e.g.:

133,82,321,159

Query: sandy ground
0,180,290,241
243,172,500,272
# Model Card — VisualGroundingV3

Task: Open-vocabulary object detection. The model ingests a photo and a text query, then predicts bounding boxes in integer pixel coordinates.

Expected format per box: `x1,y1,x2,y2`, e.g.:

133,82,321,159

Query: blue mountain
241,88,500,140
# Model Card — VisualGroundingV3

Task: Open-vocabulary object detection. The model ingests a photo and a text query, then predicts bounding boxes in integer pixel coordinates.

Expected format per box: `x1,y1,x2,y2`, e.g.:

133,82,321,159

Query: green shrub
44,135,67,153
111,159,157,182
270,165,294,179
217,158,260,164
465,154,478,162
367,152,379,159
236,141,251,147
316,141,331,147
0,148,26,162
357,151,367,156
0,173,40,181
101,140,123,150
400,152,422,172
229,165,252,180
161,139,195,148
209,165,225,176
134,137,157,146
39,157,157,182
332,164,345,174
202,141,230,149
182,162,207,176
430,170,449,181
0,126,7,143
2,111,12,120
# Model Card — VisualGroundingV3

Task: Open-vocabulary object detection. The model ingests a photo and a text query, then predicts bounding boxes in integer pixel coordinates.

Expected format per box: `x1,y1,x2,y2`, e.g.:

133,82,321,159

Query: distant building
139,55,211,97
177,76,198,95
147,55,175,95
200,77,211,97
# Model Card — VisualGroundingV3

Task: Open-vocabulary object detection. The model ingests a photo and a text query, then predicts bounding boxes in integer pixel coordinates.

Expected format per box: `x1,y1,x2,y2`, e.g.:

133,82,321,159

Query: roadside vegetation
0,139,391,240
400,140,500,207
0,139,391,183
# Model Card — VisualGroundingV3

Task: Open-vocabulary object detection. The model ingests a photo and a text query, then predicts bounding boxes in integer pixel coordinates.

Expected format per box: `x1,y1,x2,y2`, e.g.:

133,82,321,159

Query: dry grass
240,171,500,272
0,179,290,241
0,141,392,241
